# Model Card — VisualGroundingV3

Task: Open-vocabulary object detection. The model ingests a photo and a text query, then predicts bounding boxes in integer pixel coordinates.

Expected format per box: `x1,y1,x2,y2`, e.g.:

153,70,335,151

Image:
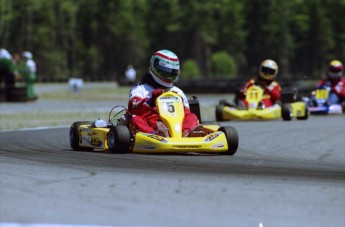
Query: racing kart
70,91,239,155
304,86,345,115
215,85,309,121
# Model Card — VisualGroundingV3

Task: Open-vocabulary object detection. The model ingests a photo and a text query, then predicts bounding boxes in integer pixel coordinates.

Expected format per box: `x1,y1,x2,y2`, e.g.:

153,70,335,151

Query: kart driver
316,60,345,104
128,49,204,137
239,59,282,108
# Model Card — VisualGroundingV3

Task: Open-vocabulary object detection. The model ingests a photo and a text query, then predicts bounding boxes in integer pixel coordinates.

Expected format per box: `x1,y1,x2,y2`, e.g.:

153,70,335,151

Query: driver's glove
147,89,164,107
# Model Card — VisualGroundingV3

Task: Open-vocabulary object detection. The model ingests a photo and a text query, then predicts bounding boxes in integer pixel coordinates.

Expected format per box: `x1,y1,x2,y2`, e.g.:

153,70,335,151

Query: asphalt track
0,115,344,227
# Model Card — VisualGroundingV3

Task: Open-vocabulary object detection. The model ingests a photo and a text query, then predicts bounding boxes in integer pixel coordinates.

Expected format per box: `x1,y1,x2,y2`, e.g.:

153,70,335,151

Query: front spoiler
133,132,229,153
222,105,281,120
309,104,343,114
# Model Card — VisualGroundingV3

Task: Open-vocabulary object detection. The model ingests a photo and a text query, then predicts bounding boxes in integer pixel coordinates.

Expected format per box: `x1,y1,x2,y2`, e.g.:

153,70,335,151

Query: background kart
70,91,239,155
215,86,309,121
304,86,345,115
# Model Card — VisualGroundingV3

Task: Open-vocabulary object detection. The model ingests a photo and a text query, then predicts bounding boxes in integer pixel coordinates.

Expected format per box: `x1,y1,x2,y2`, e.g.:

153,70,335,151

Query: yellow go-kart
70,91,239,155
215,85,309,121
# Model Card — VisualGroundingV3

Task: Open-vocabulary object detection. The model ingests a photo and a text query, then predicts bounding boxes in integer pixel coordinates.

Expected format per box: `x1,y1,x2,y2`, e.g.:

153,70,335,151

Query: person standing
125,64,136,84
21,51,37,99
0,48,19,88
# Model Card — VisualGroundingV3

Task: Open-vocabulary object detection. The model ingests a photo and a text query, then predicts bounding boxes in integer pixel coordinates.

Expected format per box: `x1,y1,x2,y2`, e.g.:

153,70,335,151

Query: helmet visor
328,72,342,79
154,60,180,75
261,66,276,76
329,66,343,73
153,60,180,82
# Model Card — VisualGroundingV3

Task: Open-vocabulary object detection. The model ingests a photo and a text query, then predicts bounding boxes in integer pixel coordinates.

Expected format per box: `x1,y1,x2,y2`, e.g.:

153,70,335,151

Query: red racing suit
317,77,345,99
128,83,199,134
241,78,281,107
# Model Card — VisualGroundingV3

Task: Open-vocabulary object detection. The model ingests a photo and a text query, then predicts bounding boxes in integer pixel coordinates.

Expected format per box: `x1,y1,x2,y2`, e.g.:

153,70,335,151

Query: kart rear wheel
69,121,94,151
297,104,309,120
107,126,131,154
215,104,225,121
282,103,292,121
218,126,238,155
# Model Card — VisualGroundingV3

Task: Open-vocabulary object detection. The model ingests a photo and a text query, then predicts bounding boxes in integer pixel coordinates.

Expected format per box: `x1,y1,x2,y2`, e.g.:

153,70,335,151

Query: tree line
0,0,344,82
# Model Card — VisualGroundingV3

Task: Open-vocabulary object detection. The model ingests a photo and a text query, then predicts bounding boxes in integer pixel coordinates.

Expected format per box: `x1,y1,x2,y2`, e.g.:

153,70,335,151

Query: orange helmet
328,60,343,81
259,59,278,81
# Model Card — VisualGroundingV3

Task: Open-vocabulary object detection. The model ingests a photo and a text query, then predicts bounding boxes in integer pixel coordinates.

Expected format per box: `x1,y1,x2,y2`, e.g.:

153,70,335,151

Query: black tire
107,126,131,154
215,104,225,121
218,126,239,155
282,103,292,121
69,121,94,151
296,104,309,120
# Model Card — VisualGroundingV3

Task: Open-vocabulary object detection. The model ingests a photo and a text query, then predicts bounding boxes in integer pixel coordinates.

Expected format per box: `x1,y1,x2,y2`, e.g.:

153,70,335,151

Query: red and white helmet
149,50,180,88
328,60,343,81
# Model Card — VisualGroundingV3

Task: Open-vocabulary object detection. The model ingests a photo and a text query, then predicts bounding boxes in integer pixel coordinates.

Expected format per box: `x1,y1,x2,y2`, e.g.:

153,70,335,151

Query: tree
210,51,237,78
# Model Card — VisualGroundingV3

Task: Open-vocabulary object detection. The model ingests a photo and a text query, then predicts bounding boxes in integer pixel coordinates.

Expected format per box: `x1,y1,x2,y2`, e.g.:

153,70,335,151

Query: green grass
39,86,131,101
0,84,131,130
0,111,110,130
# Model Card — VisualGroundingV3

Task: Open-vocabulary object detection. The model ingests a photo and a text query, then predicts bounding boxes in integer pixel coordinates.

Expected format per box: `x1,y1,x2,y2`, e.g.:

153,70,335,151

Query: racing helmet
149,49,180,88
328,60,343,81
259,59,278,81
22,51,33,59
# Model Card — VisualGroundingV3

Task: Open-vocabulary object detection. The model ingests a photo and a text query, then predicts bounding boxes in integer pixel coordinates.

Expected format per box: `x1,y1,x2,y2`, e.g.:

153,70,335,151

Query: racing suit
240,78,281,108
128,73,200,134
317,77,345,104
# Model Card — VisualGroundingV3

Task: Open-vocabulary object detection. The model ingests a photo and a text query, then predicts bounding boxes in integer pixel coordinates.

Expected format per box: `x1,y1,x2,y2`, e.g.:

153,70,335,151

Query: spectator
125,64,136,84
21,51,37,99
0,48,19,88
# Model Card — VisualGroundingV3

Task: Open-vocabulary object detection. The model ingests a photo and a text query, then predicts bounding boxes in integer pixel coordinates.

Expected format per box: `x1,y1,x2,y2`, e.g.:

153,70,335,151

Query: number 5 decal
167,102,175,113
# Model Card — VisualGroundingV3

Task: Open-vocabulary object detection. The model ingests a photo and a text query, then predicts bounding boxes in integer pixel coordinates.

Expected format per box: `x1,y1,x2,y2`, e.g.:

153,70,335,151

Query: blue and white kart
305,85,344,114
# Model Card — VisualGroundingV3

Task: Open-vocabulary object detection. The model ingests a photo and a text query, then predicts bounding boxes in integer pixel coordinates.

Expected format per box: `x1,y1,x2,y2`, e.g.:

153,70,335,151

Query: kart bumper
133,132,230,153
221,105,281,120
309,104,343,114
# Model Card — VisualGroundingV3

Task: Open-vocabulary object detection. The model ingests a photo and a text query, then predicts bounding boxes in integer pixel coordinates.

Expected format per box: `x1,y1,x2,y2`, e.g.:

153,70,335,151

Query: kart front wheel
218,126,238,155
215,105,225,121
107,126,131,154
69,121,94,151
282,103,292,121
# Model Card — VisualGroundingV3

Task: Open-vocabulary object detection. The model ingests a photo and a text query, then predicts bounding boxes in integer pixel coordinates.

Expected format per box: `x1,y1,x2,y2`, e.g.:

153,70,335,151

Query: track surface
0,116,344,226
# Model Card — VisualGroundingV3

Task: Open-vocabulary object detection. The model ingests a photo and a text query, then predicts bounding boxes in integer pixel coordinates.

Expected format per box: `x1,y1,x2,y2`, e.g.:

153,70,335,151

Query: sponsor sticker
135,143,156,150
82,128,90,133
204,132,221,142
146,134,168,143
90,136,103,147
211,143,225,148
